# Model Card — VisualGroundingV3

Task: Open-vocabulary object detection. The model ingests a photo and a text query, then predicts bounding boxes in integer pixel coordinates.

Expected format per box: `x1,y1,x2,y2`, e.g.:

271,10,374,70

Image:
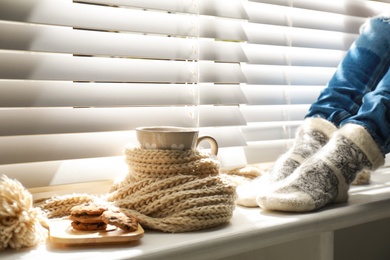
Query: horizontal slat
241,122,301,142
0,106,245,136
241,64,336,85
199,61,246,83
243,22,358,50
200,40,247,63
1,157,127,189
200,127,247,148
0,51,246,83
0,131,131,165
244,139,292,164
200,16,247,41
0,126,246,165
0,81,198,107
0,81,248,107
78,0,197,14
0,0,198,37
249,0,390,17
200,0,247,19
3,146,249,189
0,21,197,60
80,0,248,20
243,44,346,66
0,21,250,63
244,2,366,34
0,50,196,82
0,81,247,107
199,84,248,105
0,107,197,135
241,104,311,122
199,106,247,127
0,0,249,41
241,85,324,105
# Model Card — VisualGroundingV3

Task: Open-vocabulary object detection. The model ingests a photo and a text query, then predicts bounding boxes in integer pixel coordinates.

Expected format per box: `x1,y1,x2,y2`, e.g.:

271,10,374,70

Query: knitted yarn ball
0,175,48,250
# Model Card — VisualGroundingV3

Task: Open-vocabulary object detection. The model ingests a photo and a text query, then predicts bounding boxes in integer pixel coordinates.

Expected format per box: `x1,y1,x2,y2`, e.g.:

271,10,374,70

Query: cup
135,126,218,155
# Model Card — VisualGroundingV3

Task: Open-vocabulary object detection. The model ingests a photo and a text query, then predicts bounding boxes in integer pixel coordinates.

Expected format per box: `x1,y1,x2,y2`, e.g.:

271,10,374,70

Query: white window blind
240,0,390,164
0,0,389,190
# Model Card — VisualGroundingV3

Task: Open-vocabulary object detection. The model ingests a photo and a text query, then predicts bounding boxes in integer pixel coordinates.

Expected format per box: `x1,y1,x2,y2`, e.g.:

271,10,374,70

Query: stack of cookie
70,203,107,231
69,202,138,232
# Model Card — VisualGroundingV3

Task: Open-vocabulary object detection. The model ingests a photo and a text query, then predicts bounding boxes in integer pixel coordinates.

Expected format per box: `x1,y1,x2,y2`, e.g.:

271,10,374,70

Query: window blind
240,0,390,164
0,0,389,190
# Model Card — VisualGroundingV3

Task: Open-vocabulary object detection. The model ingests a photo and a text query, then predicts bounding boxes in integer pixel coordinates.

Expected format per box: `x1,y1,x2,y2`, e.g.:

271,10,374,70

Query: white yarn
0,175,48,250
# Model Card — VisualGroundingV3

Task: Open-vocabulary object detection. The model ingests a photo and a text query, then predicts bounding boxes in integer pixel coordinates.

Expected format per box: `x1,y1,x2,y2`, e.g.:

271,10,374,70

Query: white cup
136,126,218,155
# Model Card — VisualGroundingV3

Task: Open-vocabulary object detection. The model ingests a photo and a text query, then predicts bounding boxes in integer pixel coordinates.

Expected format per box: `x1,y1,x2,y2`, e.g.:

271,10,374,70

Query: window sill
3,169,390,260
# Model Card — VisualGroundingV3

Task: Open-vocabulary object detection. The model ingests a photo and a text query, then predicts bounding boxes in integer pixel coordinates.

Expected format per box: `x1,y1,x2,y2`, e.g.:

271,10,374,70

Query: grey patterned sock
235,117,336,207
266,117,337,183
257,123,384,212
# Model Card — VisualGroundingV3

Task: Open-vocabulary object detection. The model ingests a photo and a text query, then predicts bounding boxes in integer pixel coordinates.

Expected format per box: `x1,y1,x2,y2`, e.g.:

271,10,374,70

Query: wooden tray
49,219,144,246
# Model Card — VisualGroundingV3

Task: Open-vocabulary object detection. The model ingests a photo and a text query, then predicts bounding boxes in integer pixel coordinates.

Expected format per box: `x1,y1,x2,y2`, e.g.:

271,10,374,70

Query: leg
306,14,390,125
341,67,390,155
256,15,390,212
269,13,390,179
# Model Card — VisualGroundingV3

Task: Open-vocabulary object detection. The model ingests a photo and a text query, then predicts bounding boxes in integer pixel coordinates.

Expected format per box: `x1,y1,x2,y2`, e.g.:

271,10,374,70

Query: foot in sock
235,117,336,207
256,123,384,212
266,117,337,183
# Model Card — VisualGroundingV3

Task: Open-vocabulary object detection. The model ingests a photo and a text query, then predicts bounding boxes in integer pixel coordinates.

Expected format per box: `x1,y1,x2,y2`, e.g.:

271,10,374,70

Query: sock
256,123,384,212
235,117,336,207
267,117,337,183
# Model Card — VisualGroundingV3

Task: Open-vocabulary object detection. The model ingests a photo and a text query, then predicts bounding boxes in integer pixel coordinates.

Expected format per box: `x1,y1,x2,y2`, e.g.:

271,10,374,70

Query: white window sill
3,169,390,260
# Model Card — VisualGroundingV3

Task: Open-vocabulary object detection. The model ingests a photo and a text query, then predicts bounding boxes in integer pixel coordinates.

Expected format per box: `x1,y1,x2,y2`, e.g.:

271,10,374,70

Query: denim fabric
306,15,390,154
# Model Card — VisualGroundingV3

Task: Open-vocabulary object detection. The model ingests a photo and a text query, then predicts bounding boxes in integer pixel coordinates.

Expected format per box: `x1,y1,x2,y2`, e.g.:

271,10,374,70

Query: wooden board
49,219,144,246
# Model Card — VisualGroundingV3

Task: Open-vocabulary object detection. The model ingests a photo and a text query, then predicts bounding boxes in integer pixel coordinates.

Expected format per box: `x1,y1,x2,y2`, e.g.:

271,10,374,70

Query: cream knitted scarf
36,147,237,233
1,147,267,250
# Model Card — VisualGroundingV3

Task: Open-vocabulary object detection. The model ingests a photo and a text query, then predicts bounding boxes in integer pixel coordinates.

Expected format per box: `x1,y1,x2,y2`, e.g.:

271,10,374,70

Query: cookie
69,202,108,231
69,214,103,224
70,202,107,216
101,210,138,232
71,221,107,231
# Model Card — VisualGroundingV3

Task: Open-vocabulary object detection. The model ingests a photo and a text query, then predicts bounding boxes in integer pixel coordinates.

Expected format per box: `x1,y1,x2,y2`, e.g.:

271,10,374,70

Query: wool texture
0,175,48,250
257,123,384,212
107,147,237,232
35,147,237,233
0,141,374,249
235,117,336,207
266,117,337,183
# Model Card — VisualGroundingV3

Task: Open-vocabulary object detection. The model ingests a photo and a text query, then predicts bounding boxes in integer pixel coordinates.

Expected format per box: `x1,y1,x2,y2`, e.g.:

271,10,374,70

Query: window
1,0,389,191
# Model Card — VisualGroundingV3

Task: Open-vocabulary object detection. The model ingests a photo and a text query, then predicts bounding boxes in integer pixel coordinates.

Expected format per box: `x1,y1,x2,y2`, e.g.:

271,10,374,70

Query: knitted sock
257,123,384,212
235,117,336,207
266,117,337,183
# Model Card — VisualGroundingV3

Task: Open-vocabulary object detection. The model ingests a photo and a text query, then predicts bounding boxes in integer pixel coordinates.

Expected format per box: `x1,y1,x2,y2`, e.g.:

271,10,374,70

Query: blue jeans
306,14,390,154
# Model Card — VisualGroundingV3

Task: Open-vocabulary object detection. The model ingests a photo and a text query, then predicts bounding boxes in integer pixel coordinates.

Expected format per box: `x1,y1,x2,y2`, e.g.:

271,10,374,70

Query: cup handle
196,136,218,155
